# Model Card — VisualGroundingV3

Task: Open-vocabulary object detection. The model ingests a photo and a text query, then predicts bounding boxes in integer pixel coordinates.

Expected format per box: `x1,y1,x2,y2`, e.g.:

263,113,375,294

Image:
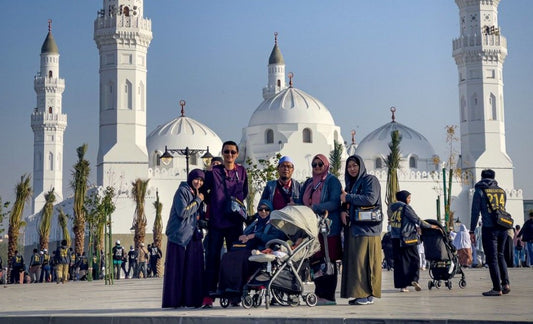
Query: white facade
453,0,523,227
94,0,153,190
31,24,67,214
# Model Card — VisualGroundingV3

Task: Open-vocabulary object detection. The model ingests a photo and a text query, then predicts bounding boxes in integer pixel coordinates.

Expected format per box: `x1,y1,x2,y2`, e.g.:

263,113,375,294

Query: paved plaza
1,267,532,324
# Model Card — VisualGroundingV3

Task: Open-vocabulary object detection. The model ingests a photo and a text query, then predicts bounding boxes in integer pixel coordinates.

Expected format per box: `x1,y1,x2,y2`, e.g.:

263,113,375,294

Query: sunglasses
258,208,270,212
223,150,237,155
312,162,324,168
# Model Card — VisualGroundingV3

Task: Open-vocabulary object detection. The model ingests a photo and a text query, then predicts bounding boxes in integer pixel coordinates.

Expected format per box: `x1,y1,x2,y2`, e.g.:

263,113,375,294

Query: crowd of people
1,239,163,285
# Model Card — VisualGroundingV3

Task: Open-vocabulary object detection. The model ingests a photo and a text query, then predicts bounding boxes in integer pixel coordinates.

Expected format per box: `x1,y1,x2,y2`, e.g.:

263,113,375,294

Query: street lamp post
160,145,213,175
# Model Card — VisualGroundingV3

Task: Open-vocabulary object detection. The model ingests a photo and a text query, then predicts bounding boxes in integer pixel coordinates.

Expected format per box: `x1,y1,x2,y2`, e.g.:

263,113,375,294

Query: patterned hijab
303,154,330,206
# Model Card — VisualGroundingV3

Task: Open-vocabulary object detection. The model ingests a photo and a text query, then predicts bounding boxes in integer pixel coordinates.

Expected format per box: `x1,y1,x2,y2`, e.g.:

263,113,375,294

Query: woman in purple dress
162,169,206,308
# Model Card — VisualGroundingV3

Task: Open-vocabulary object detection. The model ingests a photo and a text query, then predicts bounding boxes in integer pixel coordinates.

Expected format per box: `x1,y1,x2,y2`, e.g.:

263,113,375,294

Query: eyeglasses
258,208,270,212
279,164,293,169
312,162,324,168
223,150,237,155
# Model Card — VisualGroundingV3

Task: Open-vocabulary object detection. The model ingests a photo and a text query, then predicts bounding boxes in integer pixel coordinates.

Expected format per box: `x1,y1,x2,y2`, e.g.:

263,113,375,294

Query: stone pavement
0,267,532,324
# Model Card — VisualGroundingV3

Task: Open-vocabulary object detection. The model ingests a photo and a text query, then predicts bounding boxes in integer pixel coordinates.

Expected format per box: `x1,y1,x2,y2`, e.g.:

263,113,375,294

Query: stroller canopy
269,205,319,240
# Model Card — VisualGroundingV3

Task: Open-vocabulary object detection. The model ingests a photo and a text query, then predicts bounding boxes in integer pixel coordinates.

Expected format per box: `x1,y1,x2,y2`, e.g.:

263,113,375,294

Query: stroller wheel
459,279,467,289
446,281,453,290
219,297,230,308
242,295,253,309
435,281,442,289
428,281,433,290
305,293,318,307
252,294,262,307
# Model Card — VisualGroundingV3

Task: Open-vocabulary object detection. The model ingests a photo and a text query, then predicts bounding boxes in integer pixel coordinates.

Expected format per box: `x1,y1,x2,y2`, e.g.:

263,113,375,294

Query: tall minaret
94,0,152,190
262,32,286,99
453,0,515,189
31,20,67,214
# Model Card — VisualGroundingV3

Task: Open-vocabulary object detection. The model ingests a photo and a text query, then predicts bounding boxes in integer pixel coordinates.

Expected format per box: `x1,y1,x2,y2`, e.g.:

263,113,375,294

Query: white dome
249,87,335,126
355,121,438,171
147,116,222,157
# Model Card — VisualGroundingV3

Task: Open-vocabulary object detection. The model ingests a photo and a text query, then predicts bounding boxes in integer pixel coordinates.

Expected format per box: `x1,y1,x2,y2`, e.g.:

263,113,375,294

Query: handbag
401,222,420,247
482,187,514,229
400,208,420,247
492,209,514,229
225,196,247,221
353,206,382,223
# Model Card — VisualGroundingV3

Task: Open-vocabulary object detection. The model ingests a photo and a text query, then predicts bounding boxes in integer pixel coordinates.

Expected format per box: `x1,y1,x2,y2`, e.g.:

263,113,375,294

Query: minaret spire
263,32,286,99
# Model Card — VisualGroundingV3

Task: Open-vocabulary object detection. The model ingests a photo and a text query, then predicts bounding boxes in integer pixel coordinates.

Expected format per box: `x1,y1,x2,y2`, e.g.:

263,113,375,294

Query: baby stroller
239,205,322,309
421,219,466,290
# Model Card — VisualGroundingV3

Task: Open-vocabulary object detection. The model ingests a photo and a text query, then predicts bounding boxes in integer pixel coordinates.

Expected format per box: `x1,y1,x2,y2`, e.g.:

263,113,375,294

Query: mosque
24,0,524,250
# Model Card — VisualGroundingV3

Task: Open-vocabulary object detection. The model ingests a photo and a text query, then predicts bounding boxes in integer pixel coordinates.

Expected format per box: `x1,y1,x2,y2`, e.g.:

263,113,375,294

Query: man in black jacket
470,169,510,296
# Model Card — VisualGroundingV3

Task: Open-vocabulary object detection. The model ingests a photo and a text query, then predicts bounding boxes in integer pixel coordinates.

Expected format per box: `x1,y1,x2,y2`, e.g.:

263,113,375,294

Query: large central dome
248,87,335,126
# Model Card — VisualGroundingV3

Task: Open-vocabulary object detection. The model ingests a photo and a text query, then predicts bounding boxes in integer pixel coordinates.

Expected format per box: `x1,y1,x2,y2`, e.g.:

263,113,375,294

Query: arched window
375,158,383,169
49,107,53,114
49,152,54,171
303,128,312,143
125,80,133,110
123,6,130,16
190,154,198,166
277,79,281,88
48,71,53,78
409,156,417,169
265,129,274,144
490,93,497,120
460,96,467,122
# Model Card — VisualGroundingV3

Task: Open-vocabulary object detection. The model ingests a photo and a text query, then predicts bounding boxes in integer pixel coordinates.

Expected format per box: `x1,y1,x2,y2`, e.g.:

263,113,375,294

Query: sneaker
412,281,422,291
366,296,374,304
400,288,409,292
482,289,502,296
349,297,370,305
502,285,511,295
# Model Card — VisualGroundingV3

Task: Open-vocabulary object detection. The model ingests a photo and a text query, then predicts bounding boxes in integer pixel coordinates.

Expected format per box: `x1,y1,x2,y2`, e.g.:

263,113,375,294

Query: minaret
262,32,286,99
94,0,152,189
31,20,67,214
452,0,514,189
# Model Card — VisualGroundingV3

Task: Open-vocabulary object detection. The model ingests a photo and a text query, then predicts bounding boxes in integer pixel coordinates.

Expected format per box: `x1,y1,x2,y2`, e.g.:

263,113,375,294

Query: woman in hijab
454,223,473,267
300,154,342,305
340,154,382,305
389,190,439,292
162,169,206,308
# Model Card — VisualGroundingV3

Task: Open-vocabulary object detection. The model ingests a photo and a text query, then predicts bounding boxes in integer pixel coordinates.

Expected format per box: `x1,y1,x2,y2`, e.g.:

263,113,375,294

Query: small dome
269,43,284,65
355,121,438,171
147,116,222,157
249,87,335,126
41,32,59,54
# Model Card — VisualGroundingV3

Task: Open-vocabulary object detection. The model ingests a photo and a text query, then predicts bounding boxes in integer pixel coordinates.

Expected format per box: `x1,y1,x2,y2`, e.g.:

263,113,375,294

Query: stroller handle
266,239,293,256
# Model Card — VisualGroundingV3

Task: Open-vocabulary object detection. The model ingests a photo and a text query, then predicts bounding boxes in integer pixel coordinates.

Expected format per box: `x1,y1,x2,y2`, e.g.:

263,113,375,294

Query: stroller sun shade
269,205,319,239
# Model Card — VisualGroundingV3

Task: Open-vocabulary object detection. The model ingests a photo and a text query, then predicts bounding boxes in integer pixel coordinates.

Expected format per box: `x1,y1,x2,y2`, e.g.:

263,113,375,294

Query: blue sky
1,0,532,206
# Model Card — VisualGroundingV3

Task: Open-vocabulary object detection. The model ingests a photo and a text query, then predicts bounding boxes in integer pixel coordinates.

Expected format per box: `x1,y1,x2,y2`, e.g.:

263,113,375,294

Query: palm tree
152,190,163,276
39,188,56,251
57,207,71,248
72,144,90,255
7,174,32,277
329,140,344,178
0,197,10,236
385,130,402,213
131,178,149,249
